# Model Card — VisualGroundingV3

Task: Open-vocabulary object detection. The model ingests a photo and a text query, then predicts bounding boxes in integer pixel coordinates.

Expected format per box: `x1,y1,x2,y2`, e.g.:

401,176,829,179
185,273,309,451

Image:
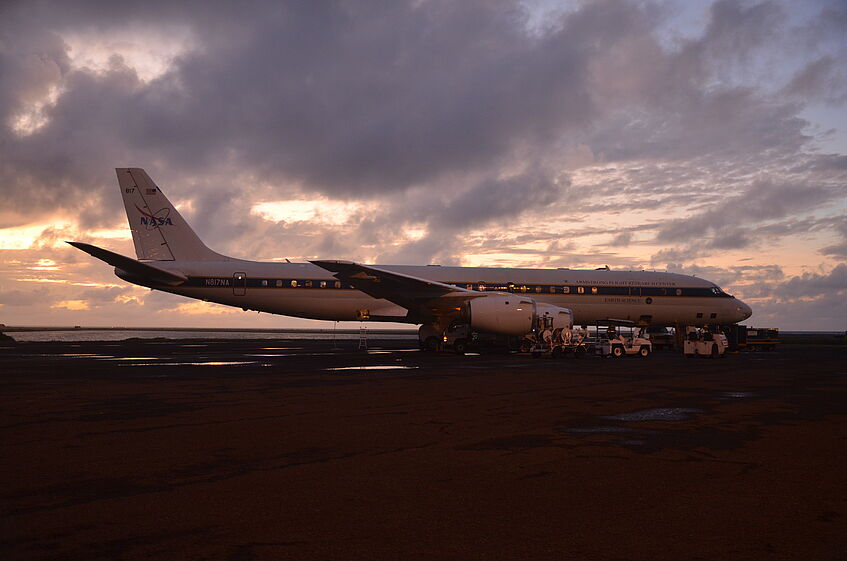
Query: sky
1,0,846,331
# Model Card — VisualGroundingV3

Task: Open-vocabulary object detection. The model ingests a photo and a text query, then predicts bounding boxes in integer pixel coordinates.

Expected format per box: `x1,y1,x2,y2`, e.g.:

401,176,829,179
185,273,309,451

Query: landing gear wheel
454,339,467,355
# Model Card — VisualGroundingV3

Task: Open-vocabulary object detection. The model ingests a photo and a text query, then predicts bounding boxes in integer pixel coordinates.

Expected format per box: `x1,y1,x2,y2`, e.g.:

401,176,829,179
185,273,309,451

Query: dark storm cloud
820,219,847,260
0,0,845,285
0,286,52,307
655,179,833,246
772,263,847,299
783,56,847,105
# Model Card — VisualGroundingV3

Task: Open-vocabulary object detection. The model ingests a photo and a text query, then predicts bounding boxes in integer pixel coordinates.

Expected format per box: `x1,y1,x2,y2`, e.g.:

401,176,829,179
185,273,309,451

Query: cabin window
562,286,570,294
478,283,486,291
644,287,668,296
549,286,556,293
320,281,327,288
290,280,298,288
577,286,584,294
710,313,717,319
676,288,682,296
520,285,527,293
467,284,473,290
334,281,342,289
276,280,282,287
261,280,268,287
305,280,312,288
591,287,598,294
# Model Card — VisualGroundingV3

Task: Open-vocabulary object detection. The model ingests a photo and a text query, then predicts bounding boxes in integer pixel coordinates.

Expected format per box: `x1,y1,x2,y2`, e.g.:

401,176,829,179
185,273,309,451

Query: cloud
0,0,846,330
0,287,53,307
655,179,834,247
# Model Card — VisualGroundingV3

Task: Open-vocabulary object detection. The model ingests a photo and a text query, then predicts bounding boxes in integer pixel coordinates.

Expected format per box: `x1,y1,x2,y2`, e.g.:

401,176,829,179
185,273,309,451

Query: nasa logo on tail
135,204,173,229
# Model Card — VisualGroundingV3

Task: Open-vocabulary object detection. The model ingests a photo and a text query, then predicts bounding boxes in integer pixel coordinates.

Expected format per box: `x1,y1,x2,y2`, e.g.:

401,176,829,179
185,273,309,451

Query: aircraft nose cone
736,300,752,322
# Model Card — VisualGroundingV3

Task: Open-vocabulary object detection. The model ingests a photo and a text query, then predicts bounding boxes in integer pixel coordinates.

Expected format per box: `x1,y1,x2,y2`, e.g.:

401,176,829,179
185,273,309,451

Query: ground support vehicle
744,327,779,351
527,325,588,359
645,326,675,350
683,327,728,358
596,327,652,358
440,323,520,354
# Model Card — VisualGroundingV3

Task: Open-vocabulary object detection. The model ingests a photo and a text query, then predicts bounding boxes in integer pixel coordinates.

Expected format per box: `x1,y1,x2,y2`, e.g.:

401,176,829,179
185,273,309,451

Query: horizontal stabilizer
67,241,187,286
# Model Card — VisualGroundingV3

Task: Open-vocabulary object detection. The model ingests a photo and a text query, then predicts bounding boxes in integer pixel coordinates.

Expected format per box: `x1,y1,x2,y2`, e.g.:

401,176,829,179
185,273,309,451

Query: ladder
357,323,368,350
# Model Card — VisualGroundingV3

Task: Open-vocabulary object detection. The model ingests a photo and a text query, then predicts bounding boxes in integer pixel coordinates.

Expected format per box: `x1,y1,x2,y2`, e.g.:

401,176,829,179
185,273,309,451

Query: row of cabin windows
460,284,724,297
259,279,346,289
221,278,727,297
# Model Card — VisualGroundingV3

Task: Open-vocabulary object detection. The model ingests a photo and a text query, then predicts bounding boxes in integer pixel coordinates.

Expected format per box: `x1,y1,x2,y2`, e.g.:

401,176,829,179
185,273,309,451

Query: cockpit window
711,286,733,297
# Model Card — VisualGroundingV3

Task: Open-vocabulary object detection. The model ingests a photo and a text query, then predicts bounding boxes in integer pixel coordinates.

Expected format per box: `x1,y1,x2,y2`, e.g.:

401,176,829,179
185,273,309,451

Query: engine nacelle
466,295,574,336
535,302,574,330
467,294,535,335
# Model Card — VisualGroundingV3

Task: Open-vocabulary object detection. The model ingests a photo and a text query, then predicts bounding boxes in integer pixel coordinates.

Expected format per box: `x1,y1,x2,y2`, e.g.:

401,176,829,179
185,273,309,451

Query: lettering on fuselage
603,298,642,304
205,278,231,286
568,279,677,286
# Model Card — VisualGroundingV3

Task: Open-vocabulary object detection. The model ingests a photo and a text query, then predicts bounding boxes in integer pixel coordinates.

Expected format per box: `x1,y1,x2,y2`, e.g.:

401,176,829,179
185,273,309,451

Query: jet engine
466,294,573,335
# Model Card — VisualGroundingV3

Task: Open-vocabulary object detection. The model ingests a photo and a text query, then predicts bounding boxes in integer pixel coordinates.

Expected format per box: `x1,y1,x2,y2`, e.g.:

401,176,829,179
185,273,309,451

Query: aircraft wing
67,241,188,286
310,260,483,318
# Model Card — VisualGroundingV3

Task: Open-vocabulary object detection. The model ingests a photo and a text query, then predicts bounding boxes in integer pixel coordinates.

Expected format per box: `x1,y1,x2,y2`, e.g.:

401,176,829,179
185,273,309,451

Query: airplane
69,168,752,348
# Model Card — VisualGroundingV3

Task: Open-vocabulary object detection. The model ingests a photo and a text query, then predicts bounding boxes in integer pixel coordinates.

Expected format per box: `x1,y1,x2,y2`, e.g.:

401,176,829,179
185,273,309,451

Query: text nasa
140,216,174,226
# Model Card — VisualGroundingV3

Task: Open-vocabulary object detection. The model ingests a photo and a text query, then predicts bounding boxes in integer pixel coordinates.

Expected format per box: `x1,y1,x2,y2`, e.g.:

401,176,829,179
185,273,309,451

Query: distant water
7,330,418,342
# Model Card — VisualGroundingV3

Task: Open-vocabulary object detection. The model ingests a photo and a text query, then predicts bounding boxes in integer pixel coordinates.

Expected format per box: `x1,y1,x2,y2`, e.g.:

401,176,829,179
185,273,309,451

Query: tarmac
1,338,846,560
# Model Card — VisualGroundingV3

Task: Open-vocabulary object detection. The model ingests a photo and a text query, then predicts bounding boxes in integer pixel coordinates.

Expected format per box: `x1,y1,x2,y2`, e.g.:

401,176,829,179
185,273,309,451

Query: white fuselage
123,259,752,327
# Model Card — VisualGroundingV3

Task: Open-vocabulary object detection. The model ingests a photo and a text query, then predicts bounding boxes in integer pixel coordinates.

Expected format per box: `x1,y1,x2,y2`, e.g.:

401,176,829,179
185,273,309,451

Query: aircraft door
233,272,247,296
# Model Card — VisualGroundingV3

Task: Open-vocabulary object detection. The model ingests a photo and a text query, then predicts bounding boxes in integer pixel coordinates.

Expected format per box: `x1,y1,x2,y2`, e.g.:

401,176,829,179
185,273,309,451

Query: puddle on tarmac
325,365,420,371
566,426,644,434
721,391,754,398
120,361,258,367
604,408,702,422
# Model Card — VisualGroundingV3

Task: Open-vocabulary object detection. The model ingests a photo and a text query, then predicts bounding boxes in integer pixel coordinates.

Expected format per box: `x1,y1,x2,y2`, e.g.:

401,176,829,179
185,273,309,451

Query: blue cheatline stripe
179,277,730,297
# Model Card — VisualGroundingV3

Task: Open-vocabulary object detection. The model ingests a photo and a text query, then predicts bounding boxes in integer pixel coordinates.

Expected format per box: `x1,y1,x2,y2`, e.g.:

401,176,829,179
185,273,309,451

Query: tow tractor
596,326,652,358
683,326,728,358
525,316,588,359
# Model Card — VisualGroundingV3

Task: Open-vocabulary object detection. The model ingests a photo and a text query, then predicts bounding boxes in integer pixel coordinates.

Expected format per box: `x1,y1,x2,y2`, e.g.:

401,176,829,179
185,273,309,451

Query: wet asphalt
1,339,845,560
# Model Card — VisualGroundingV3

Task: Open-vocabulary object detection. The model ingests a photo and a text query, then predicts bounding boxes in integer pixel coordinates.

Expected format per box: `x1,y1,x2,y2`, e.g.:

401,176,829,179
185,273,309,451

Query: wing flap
67,241,187,286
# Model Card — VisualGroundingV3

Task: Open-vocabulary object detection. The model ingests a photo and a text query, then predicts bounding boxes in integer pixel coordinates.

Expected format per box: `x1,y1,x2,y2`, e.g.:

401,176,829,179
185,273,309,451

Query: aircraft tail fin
116,168,226,261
